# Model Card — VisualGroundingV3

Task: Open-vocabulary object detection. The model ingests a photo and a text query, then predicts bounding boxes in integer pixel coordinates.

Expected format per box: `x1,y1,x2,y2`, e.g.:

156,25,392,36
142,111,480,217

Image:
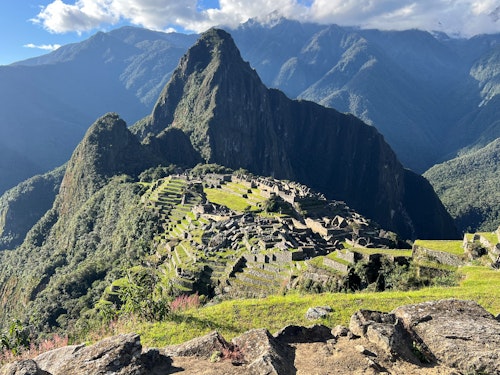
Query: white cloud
24,43,62,51
32,0,500,37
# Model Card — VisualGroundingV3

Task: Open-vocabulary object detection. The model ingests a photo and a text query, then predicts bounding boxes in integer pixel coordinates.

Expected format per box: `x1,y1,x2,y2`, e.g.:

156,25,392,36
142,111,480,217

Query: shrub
0,330,68,364
0,320,30,356
170,293,201,312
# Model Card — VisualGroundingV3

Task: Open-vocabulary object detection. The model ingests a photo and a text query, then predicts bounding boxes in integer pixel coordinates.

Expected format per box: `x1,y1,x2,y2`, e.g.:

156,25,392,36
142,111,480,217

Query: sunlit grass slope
106,265,500,347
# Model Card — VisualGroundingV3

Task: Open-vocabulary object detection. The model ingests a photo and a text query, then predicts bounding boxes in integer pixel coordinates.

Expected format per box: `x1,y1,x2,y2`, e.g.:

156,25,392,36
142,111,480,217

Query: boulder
164,330,231,359
393,299,500,374
33,333,171,375
31,344,85,374
274,324,333,343
349,309,418,361
0,360,46,375
305,305,333,320
331,325,350,338
232,328,293,375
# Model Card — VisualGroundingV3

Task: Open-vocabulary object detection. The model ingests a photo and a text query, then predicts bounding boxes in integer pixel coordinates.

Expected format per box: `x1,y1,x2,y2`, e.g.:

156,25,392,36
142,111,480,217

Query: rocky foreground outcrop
2,299,499,375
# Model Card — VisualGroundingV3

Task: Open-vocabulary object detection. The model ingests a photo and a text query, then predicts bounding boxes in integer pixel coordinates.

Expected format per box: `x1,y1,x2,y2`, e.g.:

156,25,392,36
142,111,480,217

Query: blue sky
0,1,94,65
1,0,499,66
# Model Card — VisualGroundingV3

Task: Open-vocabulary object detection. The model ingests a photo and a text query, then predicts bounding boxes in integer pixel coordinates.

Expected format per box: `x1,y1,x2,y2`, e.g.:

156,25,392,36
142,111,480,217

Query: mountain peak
142,28,261,161
57,113,147,215
181,28,244,76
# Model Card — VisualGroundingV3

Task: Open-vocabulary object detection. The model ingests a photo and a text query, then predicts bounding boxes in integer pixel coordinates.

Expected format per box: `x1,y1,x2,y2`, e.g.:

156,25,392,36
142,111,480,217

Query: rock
0,360,46,375
332,325,350,338
274,324,334,343
305,305,333,320
349,310,395,337
164,330,230,359
232,328,293,375
355,345,377,357
366,358,385,372
31,344,85,374
349,309,417,360
136,348,173,375
34,333,170,375
393,299,500,374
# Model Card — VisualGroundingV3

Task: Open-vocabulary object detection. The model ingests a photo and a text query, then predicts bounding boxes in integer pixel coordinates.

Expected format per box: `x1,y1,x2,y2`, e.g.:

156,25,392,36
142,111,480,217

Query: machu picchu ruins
96,169,500,304
129,170,414,298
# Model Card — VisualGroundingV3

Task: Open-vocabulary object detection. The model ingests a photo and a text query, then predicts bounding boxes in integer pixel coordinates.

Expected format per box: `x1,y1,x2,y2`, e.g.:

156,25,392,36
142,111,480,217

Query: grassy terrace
208,181,268,211
307,256,345,274
351,248,413,257
413,240,464,255
478,232,499,244
324,252,350,265
114,265,500,347
205,188,256,211
414,259,459,271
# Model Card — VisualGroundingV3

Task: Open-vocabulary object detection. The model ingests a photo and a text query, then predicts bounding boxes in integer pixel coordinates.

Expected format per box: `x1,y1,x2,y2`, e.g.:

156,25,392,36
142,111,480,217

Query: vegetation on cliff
424,138,500,232
0,166,65,250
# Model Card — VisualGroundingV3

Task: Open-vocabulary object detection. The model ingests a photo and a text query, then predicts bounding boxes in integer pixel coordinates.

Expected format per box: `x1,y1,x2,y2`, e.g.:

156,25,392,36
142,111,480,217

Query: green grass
121,265,500,347
464,233,475,241
414,240,464,256
325,251,351,265
205,188,258,212
478,232,499,245
224,182,250,193
413,259,458,272
307,256,344,274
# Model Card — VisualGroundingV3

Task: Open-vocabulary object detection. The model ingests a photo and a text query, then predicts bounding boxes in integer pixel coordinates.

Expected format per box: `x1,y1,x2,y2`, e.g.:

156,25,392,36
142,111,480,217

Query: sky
1,0,499,66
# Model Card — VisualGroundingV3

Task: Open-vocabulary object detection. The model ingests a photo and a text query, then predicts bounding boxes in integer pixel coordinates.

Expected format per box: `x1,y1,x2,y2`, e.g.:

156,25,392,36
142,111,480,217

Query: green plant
210,350,222,363
0,320,30,356
411,341,430,363
116,267,170,321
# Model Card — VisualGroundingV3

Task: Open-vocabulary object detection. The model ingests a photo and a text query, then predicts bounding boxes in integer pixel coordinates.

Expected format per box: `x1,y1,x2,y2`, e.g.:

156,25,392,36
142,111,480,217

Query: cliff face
139,29,457,239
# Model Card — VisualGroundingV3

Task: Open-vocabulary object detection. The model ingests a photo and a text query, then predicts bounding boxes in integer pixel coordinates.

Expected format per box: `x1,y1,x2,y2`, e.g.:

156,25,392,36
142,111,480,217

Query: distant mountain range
0,29,197,194
0,17,499,231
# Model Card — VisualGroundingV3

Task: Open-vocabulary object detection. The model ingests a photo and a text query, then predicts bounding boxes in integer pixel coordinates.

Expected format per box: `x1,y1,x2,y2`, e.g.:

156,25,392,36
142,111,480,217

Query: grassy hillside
424,138,500,232
85,264,500,347
1,164,498,358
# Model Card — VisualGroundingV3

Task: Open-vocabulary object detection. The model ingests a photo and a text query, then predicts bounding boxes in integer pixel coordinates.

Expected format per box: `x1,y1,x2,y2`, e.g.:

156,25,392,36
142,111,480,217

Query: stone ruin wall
412,245,464,267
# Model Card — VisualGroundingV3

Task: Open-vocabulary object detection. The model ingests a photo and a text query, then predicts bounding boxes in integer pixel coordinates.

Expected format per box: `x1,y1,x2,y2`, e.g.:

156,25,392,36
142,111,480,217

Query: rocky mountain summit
2,299,498,374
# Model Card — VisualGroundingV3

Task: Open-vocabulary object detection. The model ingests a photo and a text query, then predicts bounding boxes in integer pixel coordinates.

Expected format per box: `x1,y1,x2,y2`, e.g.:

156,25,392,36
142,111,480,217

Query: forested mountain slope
424,138,500,232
